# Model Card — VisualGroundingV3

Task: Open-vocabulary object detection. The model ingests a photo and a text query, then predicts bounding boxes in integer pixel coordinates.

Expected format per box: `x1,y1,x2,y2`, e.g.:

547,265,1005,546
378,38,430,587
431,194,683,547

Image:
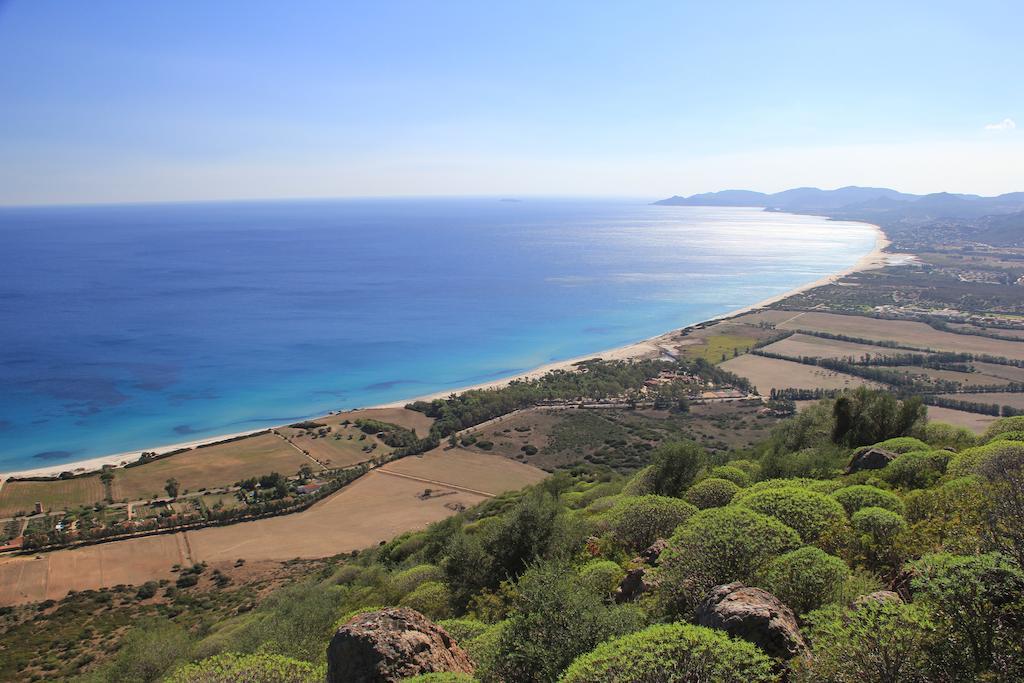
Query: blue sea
0,198,877,472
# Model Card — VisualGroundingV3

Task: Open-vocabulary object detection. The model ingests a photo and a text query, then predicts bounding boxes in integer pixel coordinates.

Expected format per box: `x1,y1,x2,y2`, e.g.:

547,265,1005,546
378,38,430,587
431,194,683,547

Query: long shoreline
1,221,891,480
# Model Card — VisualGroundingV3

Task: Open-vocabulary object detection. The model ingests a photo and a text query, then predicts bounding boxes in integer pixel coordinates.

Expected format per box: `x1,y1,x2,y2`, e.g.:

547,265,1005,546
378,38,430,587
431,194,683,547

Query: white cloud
985,117,1016,131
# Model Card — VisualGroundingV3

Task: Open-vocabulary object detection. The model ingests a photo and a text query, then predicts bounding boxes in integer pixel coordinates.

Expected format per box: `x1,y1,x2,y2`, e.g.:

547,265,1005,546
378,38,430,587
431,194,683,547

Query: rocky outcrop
327,607,474,683
615,539,669,603
640,538,669,565
695,583,807,659
846,447,898,474
614,566,660,603
853,590,903,608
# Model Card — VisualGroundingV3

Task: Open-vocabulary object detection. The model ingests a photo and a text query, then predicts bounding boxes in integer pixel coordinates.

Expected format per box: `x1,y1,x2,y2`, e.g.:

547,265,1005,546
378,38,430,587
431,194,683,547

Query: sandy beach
1,222,891,481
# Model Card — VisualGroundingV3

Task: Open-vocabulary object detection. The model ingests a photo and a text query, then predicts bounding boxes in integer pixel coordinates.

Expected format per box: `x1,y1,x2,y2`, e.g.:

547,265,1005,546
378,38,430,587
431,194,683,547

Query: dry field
879,367,1012,387
1,433,317,515
278,424,385,468
759,333,915,361
0,451,544,605
343,407,435,435
461,409,559,461
0,533,190,605
378,447,547,496
720,354,881,394
0,477,107,518
775,312,1024,361
111,433,316,501
925,406,999,433
938,392,1024,411
972,362,1024,383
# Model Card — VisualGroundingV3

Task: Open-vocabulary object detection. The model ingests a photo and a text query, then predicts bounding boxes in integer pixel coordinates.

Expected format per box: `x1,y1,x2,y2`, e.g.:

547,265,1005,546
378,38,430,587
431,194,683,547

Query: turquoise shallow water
0,198,877,471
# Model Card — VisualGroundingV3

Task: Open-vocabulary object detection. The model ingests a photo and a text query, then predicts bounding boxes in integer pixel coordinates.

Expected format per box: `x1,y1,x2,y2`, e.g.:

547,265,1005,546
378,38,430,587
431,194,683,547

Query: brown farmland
924,406,998,433
720,354,882,394
0,451,544,605
775,312,1024,361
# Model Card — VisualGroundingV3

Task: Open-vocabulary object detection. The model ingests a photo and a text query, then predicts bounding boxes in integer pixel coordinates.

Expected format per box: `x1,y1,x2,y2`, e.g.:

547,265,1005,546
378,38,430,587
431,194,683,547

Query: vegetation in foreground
3,388,1024,682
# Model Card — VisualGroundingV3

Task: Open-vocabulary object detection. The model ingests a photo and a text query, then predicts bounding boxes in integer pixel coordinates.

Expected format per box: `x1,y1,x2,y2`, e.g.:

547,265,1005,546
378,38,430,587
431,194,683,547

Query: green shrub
463,620,509,681
798,601,936,682
684,478,740,509
708,465,751,487
735,486,847,544
880,450,950,489
987,429,1024,444
908,552,1024,676
647,441,707,497
489,562,646,683
983,415,1024,440
869,436,930,454
851,507,906,569
726,459,761,481
948,441,1024,478
578,560,626,597
731,478,821,501
851,506,905,540
389,564,444,597
604,495,697,552
102,618,194,682
831,485,905,516
621,466,656,496
657,506,801,612
922,421,976,450
560,623,777,683
437,617,489,644
759,546,850,615
165,653,324,683
399,581,452,619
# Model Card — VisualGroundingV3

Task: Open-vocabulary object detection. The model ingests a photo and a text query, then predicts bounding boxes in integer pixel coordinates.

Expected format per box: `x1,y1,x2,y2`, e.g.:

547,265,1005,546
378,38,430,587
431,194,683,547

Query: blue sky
0,1,1021,204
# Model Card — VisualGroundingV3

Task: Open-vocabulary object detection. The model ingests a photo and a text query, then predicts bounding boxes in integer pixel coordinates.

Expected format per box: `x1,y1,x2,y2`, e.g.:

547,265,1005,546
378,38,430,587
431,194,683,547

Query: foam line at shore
1,223,890,480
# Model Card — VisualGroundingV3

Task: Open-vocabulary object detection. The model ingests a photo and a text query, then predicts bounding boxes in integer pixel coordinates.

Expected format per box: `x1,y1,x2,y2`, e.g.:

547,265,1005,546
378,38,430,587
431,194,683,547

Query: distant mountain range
653,186,1024,246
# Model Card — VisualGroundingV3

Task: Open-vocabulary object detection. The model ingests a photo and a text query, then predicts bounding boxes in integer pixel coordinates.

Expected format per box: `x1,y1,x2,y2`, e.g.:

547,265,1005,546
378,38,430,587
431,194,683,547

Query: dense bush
922,421,976,450
948,440,1024,478
657,506,801,611
684,477,740,509
100,618,194,682
880,450,950,489
604,495,697,552
988,429,1024,443
165,653,324,683
389,563,444,597
708,465,752,487
436,618,489,644
868,436,930,454
908,552,1024,676
851,506,906,569
798,601,936,682
831,485,905,516
399,581,452,619
831,389,926,448
559,623,777,683
758,546,849,615
616,466,651,496
726,458,761,480
578,560,626,597
647,441,707,497
735,486,847,544
489,562,646,683
983,415,1024,440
